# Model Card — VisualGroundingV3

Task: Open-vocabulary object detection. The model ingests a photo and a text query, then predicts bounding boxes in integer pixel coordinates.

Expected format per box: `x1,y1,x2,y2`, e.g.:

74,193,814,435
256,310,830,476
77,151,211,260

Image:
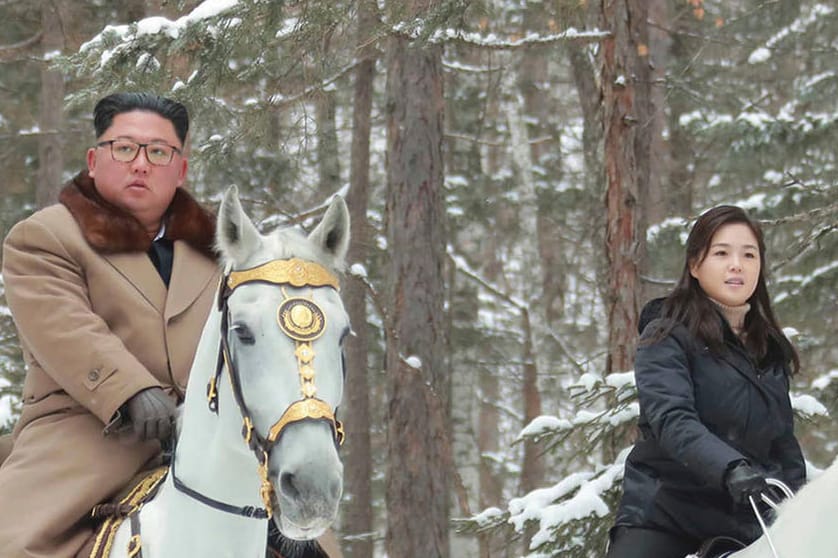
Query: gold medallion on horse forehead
277,298,326,341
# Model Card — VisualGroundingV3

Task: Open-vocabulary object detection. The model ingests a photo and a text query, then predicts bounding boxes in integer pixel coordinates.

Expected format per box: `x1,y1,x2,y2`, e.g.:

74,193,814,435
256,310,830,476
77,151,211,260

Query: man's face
87,110,187,235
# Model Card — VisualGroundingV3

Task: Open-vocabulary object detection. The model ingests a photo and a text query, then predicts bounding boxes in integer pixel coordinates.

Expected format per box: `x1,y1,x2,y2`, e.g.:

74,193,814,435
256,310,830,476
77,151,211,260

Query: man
0,92,343,558
0,92,218,557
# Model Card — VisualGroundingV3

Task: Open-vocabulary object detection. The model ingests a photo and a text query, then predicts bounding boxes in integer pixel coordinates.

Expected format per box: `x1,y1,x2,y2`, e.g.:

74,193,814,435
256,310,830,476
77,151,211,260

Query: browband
227,258,340,291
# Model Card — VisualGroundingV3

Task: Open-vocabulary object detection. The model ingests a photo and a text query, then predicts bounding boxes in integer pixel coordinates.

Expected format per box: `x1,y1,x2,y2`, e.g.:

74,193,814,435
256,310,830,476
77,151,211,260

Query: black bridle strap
208,280,279,517
209,284,270,454
169,436,269,519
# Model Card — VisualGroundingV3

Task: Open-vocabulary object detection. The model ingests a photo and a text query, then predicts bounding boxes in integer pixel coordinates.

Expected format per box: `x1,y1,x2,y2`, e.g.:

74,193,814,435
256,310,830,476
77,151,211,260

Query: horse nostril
329,476,341,501
280,472,300,501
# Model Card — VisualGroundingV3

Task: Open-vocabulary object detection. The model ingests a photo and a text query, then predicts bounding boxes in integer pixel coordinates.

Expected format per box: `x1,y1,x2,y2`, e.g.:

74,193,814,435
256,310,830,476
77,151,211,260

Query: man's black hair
93,92,189,145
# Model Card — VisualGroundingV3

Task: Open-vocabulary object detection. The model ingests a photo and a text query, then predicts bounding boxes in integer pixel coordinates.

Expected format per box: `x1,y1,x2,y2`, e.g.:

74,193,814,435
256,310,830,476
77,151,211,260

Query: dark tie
148,238,174,287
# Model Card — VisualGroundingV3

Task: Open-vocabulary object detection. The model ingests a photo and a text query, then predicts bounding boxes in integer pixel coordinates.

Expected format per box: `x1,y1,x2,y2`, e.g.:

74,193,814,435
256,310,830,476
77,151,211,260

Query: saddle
76,466,168,558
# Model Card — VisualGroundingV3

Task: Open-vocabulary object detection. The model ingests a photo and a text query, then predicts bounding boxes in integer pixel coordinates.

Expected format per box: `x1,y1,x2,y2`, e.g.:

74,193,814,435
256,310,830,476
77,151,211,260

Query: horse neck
733,461,838,557
771,461,838,555
173,307,264,505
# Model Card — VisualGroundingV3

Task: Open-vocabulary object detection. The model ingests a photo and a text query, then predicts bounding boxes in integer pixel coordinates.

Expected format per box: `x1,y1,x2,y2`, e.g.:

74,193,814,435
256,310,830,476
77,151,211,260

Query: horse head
214,185,349,541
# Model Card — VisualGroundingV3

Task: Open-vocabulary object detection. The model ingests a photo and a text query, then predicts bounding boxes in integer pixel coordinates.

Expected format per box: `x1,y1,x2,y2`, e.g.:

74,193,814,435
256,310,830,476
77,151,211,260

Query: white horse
698,457,838,558
101,186,350,557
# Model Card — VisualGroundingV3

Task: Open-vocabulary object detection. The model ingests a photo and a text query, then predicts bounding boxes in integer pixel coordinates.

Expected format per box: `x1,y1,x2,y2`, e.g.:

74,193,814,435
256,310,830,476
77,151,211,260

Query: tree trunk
666,3,699,219
477,94,509,558
477,350,502,558
636,0,669,306
518,307,543,553
568,43,603,191
518,5,565,330
121,0,148,21
384,0,449,554
316,89,340,196
639,0,670,223
600,0,651,374
567,10,608,322
514,9,549,544
36,0,64,208
342,1,377,556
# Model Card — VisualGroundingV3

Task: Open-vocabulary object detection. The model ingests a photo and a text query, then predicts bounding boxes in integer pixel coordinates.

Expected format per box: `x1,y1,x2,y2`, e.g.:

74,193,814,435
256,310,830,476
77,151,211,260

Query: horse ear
308,195,350,268
217,185,262,265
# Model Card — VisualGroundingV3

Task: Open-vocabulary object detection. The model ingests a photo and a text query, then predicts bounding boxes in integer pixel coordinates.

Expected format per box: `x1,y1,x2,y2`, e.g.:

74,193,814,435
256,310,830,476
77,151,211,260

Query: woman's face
690,223,761,307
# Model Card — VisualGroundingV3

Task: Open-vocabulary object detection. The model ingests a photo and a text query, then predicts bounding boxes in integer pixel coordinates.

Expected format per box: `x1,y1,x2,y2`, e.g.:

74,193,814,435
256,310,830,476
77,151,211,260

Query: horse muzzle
268,423,343,540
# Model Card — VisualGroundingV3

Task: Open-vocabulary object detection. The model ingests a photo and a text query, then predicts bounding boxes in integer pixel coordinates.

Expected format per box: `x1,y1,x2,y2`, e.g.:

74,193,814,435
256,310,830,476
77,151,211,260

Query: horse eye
231,323,255,345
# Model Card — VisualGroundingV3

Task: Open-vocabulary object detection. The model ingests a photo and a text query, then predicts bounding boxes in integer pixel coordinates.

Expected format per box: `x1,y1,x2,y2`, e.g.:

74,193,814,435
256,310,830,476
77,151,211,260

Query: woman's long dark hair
652,205,799,375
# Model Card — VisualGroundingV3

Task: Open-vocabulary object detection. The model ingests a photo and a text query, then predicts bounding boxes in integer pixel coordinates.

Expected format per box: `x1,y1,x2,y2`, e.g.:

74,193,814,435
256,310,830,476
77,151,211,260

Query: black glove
125,387,177,442
725,461,769,505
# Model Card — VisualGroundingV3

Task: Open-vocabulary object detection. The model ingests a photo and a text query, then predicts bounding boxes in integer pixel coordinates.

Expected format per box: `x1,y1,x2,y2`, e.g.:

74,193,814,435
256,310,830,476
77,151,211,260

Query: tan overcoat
0,172,219,558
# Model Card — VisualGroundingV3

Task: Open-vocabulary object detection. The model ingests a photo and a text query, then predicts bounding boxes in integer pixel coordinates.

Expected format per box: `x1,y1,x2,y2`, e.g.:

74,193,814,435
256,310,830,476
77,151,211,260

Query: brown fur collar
59,170,216,258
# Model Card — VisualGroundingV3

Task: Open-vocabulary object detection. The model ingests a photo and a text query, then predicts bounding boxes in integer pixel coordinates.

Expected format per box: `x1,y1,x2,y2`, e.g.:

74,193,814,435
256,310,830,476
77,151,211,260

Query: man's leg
0,410,159,558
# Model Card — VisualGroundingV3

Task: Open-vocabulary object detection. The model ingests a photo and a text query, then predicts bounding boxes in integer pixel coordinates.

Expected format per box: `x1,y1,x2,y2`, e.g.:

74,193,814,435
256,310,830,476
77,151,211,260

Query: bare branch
0,31,43,62
449,252,525,311
264,57,374,111
760,199,838,227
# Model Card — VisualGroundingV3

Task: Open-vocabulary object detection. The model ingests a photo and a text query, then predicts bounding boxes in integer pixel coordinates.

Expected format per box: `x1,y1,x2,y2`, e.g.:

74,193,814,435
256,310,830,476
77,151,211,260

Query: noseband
174,258,344,520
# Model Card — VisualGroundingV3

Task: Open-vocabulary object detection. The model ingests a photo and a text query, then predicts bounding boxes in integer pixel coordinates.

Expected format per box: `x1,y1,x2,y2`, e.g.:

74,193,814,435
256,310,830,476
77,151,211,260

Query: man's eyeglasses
96,140,182,166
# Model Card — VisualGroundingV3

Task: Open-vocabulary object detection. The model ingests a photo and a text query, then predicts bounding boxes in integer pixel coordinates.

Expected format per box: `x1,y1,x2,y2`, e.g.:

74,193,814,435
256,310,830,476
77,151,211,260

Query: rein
747,478,793,558
171,257,345,520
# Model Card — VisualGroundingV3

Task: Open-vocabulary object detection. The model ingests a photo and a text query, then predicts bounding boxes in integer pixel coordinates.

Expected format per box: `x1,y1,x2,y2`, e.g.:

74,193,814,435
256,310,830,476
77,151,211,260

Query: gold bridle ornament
206,257,345,518
226,257,340,291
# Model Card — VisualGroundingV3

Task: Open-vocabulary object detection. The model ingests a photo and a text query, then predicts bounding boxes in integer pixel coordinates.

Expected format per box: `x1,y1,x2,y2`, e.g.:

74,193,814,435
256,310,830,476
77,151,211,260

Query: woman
606,205,806,558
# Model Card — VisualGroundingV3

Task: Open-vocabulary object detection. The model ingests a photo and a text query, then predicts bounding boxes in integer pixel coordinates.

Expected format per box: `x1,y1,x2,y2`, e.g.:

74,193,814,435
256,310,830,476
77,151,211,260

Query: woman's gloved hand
725,461,770,505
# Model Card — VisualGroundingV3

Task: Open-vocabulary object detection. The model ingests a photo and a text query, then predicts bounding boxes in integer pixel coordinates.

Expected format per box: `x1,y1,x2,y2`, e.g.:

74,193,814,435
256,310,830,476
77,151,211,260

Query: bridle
171,257,345,520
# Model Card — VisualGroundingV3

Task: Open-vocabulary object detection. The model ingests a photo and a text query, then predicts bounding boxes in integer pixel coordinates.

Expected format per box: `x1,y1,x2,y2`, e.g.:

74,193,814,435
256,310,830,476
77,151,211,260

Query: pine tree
2,1,835,554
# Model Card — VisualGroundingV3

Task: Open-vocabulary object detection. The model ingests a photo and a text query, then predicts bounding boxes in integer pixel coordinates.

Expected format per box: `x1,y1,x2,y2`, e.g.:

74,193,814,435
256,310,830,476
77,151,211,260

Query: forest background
0,1,836,557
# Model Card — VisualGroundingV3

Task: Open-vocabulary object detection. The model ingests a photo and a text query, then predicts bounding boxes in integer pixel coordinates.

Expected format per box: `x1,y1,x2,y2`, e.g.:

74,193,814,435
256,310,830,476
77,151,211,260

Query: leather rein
171,257,345,520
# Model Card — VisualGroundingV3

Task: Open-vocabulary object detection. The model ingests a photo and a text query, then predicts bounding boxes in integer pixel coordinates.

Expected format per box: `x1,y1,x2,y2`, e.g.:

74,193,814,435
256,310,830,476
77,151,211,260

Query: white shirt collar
153,222,167,242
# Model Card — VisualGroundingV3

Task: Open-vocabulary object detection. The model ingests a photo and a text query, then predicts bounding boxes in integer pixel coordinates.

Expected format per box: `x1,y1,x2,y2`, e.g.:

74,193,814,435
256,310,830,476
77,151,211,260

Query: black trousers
605,526,700,558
